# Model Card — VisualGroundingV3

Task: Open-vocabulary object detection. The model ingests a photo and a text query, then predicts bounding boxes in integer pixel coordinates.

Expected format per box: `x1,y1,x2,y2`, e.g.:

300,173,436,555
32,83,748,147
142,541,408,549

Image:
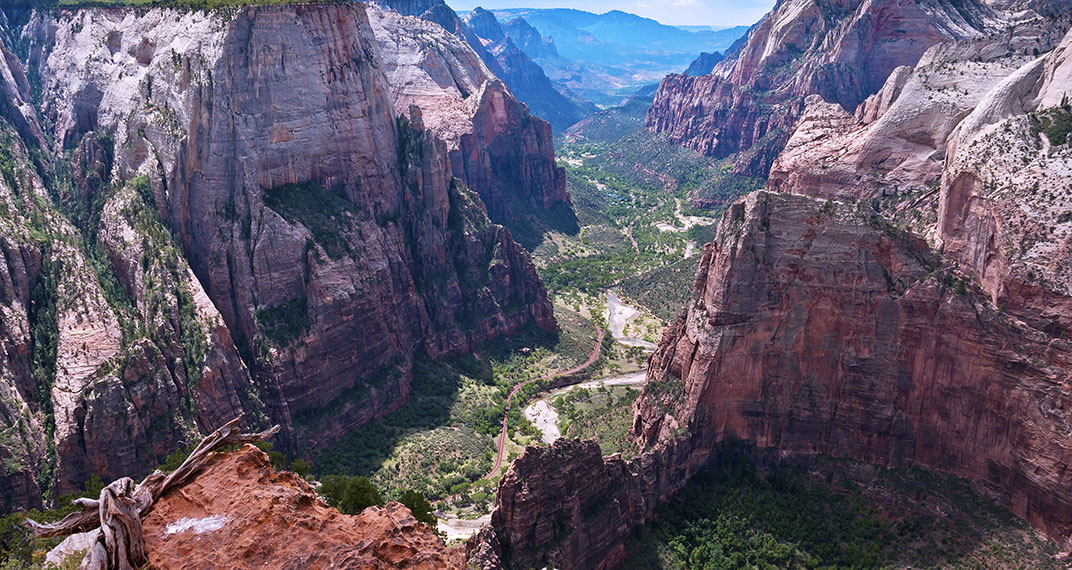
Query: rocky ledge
137,445,464,569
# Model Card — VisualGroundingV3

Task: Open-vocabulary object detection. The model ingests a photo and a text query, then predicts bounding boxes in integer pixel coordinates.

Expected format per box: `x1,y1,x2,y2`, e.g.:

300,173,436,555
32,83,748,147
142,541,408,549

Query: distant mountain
476,8,749,107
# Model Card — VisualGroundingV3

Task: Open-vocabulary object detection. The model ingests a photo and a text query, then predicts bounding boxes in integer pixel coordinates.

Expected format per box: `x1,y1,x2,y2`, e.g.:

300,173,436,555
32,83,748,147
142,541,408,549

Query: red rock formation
646,0,988,176
141,444,465,569
0,2,556,508
475,190,1072,568
638,191,1072,541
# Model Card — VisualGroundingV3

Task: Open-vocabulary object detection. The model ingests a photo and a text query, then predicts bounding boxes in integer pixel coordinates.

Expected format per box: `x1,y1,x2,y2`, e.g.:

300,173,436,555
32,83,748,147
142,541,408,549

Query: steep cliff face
767,17,1072,335
462,8,591,133
938,23,1072,337
376,0,590,132
646,0,991,176
637,191,1072,541
474,190,1072,568
768,15,1068,200
0,2,554,509
683,52,723,76
367,5,568,222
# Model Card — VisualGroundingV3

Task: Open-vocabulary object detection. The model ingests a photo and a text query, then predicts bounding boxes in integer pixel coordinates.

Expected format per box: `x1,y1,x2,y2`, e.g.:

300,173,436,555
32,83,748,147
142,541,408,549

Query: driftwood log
24,416,280,570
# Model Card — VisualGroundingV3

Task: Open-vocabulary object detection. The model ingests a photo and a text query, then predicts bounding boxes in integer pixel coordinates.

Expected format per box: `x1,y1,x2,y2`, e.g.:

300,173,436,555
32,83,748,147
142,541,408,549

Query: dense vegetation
553,384,639,458
1030,99,1072,146
312,313,600,508
626,453,1065,569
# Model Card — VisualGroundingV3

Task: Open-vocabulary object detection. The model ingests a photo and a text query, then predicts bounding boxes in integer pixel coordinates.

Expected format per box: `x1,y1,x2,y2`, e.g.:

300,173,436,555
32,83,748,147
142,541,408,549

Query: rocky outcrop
683,51,723,76
470,436,709,570
768,15,1069,200
646,0,991,176
367,5,568,222
140,444,465,569
637,191,1072,542
501,17,557,60
938,23,1072,337
0,2,555,509
474,190,1072,568
463,8,591,133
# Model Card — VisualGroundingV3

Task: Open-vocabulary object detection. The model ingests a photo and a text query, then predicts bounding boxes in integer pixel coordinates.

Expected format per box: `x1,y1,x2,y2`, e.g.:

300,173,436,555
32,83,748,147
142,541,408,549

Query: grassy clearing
554,384,640,458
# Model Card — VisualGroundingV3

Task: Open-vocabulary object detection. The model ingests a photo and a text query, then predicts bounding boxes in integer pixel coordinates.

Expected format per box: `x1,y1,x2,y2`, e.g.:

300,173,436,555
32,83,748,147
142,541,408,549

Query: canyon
1,0,1071,567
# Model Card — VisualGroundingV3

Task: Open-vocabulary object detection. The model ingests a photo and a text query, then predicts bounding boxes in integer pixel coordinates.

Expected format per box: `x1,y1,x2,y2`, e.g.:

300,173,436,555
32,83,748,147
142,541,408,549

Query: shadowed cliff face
0,3,555,509
473,191,1072,569
646,0,991,176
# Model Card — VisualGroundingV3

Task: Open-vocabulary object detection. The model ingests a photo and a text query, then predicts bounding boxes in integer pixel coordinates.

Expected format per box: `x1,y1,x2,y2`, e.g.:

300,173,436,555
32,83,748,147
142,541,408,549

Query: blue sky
446,0,775,27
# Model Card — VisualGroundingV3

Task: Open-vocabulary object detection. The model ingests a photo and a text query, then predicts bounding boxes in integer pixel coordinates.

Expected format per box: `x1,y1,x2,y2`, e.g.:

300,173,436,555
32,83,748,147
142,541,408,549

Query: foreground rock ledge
138,445,463,570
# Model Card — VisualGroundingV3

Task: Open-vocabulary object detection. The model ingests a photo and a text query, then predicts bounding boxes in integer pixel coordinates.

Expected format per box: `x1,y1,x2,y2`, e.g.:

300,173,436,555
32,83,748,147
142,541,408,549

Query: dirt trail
483,326,605,479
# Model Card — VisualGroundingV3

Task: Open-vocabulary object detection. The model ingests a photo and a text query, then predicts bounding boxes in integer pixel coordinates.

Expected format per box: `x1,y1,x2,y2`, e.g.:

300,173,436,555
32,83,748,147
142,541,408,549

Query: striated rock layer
0,2,555,509
473,191,1072,568
141,444,465,569
367,5,568,222
646,0,994,176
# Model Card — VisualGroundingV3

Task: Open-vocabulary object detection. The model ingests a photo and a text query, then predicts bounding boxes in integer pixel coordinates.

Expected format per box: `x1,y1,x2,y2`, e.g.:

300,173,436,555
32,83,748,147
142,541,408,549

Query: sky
446,0,775,27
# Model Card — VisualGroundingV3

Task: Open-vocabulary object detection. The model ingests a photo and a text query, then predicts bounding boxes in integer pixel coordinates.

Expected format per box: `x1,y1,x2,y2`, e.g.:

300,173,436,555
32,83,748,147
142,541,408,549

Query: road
482,326,605,479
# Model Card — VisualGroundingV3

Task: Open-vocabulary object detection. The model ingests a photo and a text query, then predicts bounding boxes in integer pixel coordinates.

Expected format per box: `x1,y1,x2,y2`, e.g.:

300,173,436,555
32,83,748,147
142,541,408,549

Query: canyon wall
474,190,1072,568
645,0,992,176
0,3,555,509
376,0,590,133
367,5,568,222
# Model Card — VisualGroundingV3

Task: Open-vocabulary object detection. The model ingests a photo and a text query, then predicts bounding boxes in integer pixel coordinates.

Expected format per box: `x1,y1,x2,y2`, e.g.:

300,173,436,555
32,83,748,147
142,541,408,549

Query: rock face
638,191,1072,541
683,51,723,76
938,23,1072,337
141,444,465,569
767,17,1072,334
367,5,568,222
376,0,590,132
468,437,708,570
646,0,990,176
768,15,1068,201
0,3,555,510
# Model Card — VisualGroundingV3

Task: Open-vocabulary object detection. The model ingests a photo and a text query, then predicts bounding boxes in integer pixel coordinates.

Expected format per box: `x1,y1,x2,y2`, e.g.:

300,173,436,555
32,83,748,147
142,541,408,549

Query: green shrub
399,490,436,527
320,475,383,515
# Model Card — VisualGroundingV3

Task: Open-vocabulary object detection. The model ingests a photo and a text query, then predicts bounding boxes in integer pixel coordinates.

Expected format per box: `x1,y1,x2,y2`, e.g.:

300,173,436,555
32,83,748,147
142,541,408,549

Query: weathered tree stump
24,416,279,570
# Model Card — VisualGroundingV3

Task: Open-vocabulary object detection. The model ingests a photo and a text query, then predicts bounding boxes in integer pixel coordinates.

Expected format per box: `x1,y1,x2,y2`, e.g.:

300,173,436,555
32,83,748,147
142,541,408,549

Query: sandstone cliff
473,191,1072,568
767,17,1072,334
367,5,568,222
637,191,1072,540
376,0,590,132
0,3,554,509
646,0,993,176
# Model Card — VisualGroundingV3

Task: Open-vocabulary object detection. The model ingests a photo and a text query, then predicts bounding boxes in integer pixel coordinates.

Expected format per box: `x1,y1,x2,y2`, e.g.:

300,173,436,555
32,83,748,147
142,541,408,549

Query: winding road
482,326,605,479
